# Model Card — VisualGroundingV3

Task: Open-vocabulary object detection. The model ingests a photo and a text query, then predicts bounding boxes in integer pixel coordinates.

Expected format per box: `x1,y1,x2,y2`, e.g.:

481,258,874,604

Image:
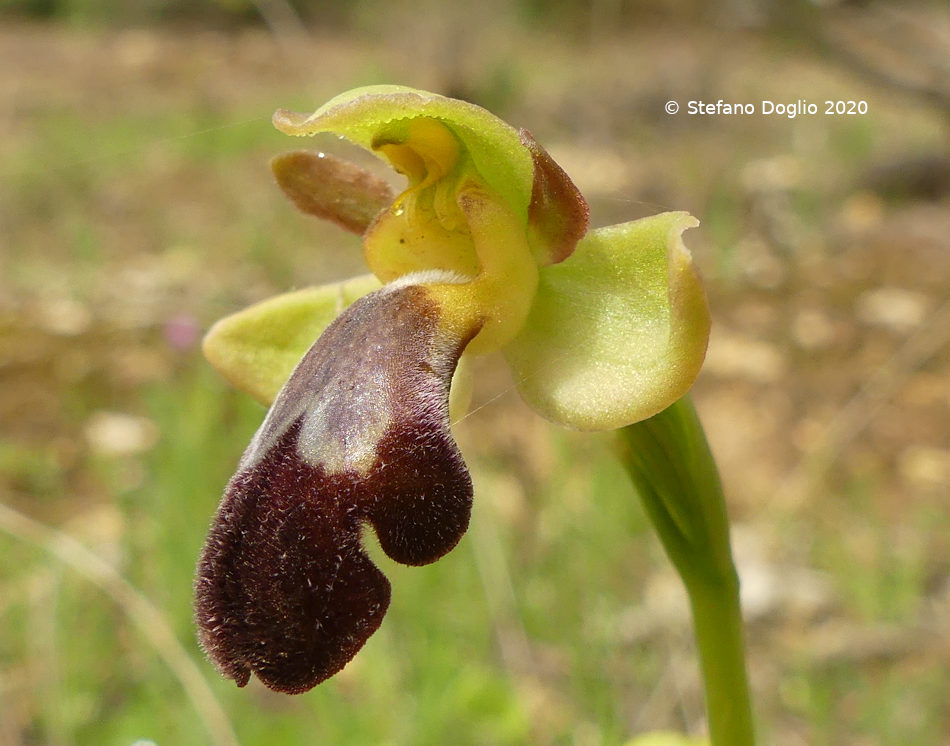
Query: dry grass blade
0,496,239,746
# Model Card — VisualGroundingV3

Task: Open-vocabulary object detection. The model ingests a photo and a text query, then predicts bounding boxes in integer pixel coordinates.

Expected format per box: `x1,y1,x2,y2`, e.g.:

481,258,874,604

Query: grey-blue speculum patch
195,283,481,694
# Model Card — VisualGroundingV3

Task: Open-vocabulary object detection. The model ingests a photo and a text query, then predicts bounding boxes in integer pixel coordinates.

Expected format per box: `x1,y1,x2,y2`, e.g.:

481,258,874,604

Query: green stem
617,396,755,745
686,575,755,745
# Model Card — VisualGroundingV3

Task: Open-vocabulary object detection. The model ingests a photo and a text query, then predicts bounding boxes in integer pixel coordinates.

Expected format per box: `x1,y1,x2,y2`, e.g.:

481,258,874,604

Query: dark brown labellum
195,281,480,693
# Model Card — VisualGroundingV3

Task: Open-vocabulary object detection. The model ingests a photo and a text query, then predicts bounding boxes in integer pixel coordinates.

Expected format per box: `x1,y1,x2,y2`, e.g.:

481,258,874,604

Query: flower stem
685,573,754,745
616,396,755,745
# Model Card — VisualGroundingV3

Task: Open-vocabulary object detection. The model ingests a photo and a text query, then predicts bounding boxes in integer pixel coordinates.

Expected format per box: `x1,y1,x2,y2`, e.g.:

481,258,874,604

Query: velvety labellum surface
195,283,479,693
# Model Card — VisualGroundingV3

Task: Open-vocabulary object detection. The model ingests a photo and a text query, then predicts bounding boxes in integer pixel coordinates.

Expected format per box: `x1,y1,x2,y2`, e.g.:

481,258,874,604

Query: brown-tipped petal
271,150,395,235
519,129,589,265
195,279,481,693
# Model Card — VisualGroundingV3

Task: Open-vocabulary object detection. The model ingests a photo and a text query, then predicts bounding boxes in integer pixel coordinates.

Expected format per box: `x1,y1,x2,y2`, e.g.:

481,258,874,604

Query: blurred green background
2,0,949,744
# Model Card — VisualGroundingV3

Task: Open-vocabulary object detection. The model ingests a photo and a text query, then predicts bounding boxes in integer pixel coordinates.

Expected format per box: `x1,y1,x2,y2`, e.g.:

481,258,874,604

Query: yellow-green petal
503,212,710,431
203,274,381,405
271,150,394,235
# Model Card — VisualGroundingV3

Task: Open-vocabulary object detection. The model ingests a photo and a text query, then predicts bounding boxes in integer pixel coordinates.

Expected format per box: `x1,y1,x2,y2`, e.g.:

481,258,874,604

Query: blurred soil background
1,0,949,744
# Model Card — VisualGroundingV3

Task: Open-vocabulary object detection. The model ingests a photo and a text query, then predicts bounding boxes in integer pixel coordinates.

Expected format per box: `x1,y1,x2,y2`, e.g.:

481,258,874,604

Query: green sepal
273,85,534,225
202,274,381,405
504,211,710,431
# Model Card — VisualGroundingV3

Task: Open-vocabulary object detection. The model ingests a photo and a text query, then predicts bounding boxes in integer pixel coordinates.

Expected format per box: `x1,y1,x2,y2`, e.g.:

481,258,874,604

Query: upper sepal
273,85,534,223
273,86,588,274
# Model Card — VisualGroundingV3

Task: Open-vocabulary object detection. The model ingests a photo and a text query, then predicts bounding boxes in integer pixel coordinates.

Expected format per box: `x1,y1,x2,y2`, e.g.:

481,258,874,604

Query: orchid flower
194,85,710,695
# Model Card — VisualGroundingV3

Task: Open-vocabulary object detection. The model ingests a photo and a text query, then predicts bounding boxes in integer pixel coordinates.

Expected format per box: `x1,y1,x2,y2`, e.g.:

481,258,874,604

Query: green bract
204,84,710,431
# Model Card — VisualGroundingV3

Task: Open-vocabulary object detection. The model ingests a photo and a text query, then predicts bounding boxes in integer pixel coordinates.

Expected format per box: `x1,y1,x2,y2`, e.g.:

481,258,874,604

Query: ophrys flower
195,85,709,693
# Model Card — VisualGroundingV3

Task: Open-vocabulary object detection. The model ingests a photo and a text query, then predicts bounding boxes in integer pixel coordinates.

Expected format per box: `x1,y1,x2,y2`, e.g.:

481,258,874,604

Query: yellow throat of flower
366,116,539,355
